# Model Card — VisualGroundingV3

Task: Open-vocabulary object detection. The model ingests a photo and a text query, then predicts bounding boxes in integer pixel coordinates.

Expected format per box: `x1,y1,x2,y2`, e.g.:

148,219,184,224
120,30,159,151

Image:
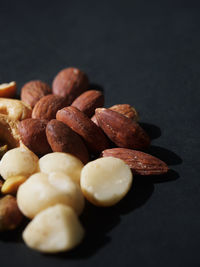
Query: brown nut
32,94,67,121
21,80,51,108
52,67,89,105
18,118,51,155
71,90,104,117
0,195,23,231
110,104,139,121
95,108,150,150
56,106,109,154
102,148,169,175
46,120,89,164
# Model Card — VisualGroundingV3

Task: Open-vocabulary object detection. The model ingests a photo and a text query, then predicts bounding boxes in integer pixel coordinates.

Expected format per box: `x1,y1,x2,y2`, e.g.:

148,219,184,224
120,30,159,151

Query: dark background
0,1,200,266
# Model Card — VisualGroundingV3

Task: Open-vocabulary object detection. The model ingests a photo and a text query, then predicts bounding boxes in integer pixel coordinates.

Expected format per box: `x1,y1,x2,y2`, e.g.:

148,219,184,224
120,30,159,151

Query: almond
46,119,89,164
32,94,67,121
102,148,169,175
110,104,139,121
21,80,51,108
52,67,89,105
56,106,109,154
18,118,51,155
95,108,150,149
71,90,104,117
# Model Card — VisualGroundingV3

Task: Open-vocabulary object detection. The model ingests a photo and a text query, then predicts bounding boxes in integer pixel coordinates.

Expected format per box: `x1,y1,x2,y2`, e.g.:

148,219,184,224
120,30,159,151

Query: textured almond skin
46,120,89,164
56,106,109,154
21,80,51,108
18,118,51,155
71,90,104,117
102,148,169,175
95,108,150,149
110,104,139,121
32,94,67,121
52,67,89,105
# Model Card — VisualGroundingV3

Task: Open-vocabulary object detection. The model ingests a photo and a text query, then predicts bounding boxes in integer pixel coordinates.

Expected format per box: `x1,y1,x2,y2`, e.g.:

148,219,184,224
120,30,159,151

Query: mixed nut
0,67,169,253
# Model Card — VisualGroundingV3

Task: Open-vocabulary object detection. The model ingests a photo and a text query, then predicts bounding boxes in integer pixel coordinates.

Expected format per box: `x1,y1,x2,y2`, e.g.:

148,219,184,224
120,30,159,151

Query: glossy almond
52,67,89,105
95,108,150,149
56,106,109,154
102,148,169,175
71,90,104,117
32,94,67,121
21,80,51,108
46,120,89,164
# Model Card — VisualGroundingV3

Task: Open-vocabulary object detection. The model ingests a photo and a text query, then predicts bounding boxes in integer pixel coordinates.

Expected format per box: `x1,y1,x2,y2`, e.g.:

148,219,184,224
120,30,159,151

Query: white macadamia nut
80,157,133,206
17,172,84,218
23,204,85,253
0,146,39,180
39,152,84,184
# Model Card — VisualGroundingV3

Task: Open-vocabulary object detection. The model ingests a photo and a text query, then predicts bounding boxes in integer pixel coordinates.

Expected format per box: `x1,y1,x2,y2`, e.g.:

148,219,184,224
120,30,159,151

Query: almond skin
21,80,51,108
56,106,109,154
32,94,67,121
71,90,104,117
102,148,169,175
95,108,150,149
110,104,139,121
52,67,89,105
46,120,89,164
18,118,51,155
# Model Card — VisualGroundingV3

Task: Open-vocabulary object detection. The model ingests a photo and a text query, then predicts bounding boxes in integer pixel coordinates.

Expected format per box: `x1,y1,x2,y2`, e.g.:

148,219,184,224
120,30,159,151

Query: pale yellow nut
80,157,133,207
17,172,85,219
1,175,27,195
39,152,84,184
23,204,85,253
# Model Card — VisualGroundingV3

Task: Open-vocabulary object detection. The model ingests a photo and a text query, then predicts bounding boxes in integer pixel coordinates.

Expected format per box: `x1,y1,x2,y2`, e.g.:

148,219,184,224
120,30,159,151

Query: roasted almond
71,90,104,117
110,104,139,121
95,108,150,149
56,106,109,154
46,119,89,164
102,148,169,175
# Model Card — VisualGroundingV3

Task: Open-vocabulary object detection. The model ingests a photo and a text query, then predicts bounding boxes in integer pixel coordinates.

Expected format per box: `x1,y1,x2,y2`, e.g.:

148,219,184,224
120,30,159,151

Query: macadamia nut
80,157,133,206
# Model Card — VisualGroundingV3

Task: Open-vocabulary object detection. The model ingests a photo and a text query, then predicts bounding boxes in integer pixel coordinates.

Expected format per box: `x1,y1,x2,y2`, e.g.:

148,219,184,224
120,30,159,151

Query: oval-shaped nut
46,120,89,164
102,148,169,175
0,195,23,231
52,67,89,105
32,94,67,121
56,106,109,153
110,104,139,121
0,81,17,98
95,108,150,149
39,152,84,184
80,157,133,207
1,175,27,195
0,98,32,121
21,80,51,108
23,204,85,253
0,146,39,180
17,172,85,218
18,118,51,155
71,90,104,117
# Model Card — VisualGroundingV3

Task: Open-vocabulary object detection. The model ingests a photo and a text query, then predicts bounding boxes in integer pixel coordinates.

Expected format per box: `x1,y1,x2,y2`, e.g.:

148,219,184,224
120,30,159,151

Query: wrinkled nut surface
52,67,89,105
32,94,67,121
46,120,89,164
17,172,85,218
0,146,39,180
56,106,109,153
18,118,52,155
102,148,169,175
21,80,51,108
0,195,23,231
80,157,133,206
0,81,17,98
110,104,139,121
95,108,150,149
1,175,27,195
23,204,85,253
39,152,84,184
71,90,104,117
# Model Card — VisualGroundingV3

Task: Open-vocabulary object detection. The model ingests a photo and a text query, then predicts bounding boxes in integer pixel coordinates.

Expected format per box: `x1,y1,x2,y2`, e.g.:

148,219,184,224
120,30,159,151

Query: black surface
0,1,200,266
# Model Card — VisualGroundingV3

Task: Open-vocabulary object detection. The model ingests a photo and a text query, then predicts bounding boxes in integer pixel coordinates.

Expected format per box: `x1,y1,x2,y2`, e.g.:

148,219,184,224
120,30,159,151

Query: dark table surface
0,1,200,266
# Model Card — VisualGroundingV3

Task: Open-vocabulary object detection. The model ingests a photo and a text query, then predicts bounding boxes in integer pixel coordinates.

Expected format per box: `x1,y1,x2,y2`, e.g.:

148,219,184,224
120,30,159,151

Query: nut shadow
139,122,161,140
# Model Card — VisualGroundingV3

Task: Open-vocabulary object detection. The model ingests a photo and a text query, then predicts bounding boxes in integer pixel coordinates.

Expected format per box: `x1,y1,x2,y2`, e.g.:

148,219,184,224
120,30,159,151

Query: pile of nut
0,67,169,253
